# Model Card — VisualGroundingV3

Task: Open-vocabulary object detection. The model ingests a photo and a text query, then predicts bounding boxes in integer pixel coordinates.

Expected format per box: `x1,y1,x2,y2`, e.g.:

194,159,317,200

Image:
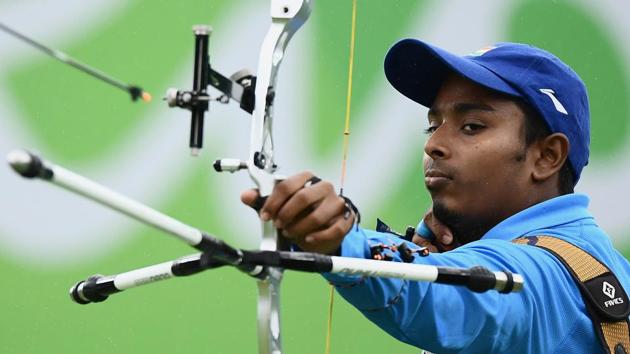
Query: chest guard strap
513,236,630,354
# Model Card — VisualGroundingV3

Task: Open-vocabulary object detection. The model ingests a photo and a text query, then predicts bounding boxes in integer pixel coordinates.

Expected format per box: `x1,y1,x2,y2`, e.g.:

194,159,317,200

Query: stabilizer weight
69,274,117,305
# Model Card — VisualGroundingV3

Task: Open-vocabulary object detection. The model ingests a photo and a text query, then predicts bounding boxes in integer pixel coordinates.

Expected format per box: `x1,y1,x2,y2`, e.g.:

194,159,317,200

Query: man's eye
424,126,438,135
462,123,485,133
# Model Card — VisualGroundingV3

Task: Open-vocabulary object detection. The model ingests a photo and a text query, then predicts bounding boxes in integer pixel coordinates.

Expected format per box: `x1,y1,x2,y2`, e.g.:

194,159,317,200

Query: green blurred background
1,0,629,353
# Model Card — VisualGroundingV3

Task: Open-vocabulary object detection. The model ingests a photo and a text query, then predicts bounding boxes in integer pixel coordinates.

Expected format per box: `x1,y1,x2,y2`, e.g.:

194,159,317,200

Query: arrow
0,22,151,102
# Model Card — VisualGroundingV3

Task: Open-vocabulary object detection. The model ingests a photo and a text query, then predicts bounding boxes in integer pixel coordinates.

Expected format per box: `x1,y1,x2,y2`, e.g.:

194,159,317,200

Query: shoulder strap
513,236,630,354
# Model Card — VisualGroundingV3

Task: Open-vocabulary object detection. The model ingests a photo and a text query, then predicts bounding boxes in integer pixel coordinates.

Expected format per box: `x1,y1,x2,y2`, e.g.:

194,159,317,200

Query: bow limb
248,1,313,354
248,0,313,185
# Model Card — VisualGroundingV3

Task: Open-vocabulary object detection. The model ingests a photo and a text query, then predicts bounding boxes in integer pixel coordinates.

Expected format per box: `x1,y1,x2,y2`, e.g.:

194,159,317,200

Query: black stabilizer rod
242,250,333,273
435,266,514,293
195,232,269,280
0,22,151,102
189,25,210,153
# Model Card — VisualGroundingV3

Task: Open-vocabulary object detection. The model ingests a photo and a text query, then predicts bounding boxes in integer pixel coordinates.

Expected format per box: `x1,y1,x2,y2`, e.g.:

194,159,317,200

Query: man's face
423,74,534,243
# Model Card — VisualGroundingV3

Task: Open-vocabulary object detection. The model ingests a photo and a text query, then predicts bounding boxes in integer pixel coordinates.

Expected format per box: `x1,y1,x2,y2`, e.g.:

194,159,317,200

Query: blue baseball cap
384,39,590,183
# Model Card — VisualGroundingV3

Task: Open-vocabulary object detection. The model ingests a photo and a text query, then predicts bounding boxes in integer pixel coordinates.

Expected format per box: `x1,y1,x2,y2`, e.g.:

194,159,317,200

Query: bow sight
164,25,257,156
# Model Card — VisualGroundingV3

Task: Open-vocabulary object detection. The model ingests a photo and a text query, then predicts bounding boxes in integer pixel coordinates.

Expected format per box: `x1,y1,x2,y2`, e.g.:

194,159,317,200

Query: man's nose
424,127,450,160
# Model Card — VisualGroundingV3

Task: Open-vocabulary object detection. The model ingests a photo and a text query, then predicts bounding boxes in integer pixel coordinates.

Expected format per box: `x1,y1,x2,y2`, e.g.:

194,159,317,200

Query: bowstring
338,0,358,198
325,1,357,353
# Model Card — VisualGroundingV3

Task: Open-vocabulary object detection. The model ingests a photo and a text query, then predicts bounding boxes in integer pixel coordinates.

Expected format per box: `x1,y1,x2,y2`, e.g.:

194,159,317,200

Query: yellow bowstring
338,0,357,197
325,285,336,354
326,1,357,354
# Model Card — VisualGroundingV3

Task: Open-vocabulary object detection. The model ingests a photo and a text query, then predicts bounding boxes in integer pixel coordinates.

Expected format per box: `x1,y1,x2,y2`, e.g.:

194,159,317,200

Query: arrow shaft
0,22,146,100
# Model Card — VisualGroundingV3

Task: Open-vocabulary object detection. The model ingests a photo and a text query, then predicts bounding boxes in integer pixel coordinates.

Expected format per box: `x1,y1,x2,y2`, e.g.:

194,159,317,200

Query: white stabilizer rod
51,165,203,246
330,256,524,292
7,149,203,247
331,256,439,281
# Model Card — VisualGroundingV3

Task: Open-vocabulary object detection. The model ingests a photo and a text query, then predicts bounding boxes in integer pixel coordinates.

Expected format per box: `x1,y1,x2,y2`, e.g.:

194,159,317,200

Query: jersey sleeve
322,227,569,352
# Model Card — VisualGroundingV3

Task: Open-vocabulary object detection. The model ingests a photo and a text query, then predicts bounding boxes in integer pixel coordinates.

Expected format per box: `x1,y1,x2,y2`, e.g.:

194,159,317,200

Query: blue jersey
323,194,630,353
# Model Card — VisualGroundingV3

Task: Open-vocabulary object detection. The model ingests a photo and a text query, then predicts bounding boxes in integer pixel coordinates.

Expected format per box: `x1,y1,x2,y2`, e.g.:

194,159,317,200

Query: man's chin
431,200,483,245
432,201,461,228
425,178,456,199
429,193,459,215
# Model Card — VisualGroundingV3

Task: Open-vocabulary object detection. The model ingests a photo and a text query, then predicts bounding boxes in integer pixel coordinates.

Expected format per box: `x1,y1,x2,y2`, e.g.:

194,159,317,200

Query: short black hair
519,101,575,195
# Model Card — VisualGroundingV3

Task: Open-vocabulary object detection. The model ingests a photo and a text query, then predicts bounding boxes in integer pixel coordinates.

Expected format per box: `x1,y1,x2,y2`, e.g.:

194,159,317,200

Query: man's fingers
261,171,314,220
411,234,439,253
275,181,335,229
297,215,353,254
283,194,345,237
428,221,458,250
240,171,348,255
424,210,455,248
240,189,261,208
437,238,459,251
426,213,450,244
439,232,453,245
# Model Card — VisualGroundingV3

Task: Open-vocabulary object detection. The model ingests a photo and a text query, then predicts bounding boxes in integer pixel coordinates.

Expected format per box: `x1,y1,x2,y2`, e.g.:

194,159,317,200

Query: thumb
240,189,261,209
425,212,453,246
439,230,453,246
411,234,439,253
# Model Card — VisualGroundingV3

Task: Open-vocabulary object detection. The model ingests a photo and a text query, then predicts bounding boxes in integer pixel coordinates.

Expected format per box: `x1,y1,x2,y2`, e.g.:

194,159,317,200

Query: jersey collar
482,193,593,241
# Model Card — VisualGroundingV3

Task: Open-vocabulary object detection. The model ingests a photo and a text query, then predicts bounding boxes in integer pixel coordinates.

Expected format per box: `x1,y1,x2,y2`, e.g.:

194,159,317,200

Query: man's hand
411,208,459,253
240,171,355,254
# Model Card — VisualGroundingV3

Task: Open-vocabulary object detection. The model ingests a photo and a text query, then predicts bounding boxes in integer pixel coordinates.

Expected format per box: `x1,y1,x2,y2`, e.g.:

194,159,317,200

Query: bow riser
249,2,312,353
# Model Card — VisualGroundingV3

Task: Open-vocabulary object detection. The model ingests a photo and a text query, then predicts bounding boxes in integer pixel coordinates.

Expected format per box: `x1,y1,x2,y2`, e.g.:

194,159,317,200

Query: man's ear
531,133,570,183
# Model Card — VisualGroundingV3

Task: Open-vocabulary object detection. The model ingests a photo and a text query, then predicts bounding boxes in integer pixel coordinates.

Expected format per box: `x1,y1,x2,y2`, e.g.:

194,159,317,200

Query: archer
241,40,630,353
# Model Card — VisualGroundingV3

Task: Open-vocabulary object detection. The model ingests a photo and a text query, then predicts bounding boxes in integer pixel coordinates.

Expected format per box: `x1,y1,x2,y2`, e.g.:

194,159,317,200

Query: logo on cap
469,45,497,57
539,88,568,115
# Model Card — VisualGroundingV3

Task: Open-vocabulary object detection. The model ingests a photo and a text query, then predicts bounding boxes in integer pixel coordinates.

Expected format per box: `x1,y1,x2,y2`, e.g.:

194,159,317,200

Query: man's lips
424,169,453,189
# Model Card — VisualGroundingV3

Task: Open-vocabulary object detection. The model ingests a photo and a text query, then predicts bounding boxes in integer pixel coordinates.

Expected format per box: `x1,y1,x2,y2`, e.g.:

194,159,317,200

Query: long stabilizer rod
0,22,151,102
70,248,523,304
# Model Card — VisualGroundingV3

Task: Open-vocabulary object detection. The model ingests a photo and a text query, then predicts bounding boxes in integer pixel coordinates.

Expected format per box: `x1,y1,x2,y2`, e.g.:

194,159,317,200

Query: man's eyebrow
453,102,495,114
428,102,495,118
